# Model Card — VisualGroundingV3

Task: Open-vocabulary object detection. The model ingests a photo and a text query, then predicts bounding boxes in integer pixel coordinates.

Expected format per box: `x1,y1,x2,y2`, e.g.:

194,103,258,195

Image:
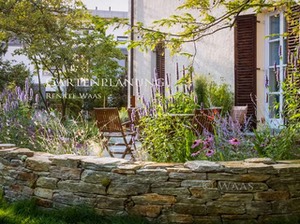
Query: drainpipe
128,0,134,107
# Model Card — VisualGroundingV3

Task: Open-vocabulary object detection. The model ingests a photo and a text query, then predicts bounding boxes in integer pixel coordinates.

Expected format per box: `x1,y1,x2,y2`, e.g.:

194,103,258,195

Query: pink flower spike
229,138,240,146
206,149,215,157
191,139,203,149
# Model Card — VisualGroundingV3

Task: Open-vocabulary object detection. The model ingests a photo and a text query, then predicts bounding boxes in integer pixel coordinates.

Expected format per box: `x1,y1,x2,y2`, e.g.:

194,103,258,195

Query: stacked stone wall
0,148,300,223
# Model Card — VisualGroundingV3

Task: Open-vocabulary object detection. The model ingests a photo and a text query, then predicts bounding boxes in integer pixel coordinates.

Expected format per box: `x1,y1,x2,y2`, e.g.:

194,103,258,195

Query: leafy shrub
253,124,300,160
194,75,233,114
138,75,197,162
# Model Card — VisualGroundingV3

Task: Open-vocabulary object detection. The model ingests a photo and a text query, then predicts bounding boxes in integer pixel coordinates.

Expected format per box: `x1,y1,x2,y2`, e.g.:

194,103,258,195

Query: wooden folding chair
94,108,136,159
192,109,216,136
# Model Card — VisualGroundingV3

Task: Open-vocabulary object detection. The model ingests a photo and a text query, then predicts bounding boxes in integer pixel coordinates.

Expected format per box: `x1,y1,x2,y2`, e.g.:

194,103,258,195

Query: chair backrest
127,107,141,126
231,105,248,124
192,109,215,135
94,108,123,132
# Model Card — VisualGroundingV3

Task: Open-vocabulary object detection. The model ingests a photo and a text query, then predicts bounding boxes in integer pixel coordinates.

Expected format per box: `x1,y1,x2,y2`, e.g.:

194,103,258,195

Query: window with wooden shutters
234,14,257,126
155,43,165,95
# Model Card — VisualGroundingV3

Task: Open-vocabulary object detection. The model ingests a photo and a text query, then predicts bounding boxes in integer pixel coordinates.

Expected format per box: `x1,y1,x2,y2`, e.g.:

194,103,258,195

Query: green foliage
0,196,150,224
0,0,125,119
0,59,30,91
194,76,233,114
140,89,197,163
128,0,298,55
253,124,300,160
141,114,194,162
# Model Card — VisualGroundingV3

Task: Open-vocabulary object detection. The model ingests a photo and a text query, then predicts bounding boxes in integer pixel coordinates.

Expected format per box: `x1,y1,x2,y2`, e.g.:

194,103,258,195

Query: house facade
129,0,299,128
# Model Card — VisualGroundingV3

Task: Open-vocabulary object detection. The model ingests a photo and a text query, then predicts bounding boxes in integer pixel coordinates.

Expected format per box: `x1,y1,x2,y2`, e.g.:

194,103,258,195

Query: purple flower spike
228,138,240,146
191,139,203,149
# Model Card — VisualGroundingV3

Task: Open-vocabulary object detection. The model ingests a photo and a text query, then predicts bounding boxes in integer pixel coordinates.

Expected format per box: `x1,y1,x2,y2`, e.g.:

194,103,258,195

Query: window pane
269,41,280,65
270,15,280,40
283,39,287,64
269,69,280,92
269,94,280,119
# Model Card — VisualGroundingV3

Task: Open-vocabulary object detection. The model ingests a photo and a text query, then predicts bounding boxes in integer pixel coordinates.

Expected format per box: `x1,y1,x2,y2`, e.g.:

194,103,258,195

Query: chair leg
102,136,114,157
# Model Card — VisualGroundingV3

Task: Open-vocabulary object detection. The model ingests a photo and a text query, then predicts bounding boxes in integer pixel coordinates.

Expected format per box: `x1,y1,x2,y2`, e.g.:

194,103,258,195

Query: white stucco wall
131,0,235,101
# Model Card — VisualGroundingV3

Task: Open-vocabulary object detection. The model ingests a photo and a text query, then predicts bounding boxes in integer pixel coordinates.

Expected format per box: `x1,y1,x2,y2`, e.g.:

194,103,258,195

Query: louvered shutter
234,14,257,126
286,5,300,123
287,5,300,72
156,43,165,95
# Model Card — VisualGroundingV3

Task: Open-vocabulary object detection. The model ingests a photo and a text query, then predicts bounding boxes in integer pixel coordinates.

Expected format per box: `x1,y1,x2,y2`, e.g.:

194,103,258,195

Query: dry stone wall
0,147,300,223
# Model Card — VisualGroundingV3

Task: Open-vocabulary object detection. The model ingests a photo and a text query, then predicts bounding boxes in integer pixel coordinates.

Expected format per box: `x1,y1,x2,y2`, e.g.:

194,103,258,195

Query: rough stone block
151,187,190,196
81,170,124,184
50,166,81,180
184,161,224,172
34,197,53,208
49,155,83,168
218,193,253,202
174,203,206,215
176,195,206,204
246,201,272,215
129,205,162,218
254,191,290,201
16,171,38,187
151,181,181,188
189,188,221,200
107,182,149,196
167,214,193,224
193,216,222,224
132,193,176,205
52,191,95,206
181,180,216,188
36,177,58,189
34,187,53,199
207,201,246,214
26,156,51,172
81,157,127,171
95,195,126,210
169,172,206,180
57,180,106,194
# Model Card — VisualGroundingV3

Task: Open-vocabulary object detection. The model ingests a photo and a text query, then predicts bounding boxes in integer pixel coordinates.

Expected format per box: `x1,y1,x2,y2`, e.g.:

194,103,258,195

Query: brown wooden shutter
234,14,257,126
156,43,165,95
287,5,300,72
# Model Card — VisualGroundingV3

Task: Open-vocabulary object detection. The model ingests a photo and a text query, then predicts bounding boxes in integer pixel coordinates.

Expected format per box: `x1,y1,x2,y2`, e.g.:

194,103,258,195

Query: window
265,12,287,126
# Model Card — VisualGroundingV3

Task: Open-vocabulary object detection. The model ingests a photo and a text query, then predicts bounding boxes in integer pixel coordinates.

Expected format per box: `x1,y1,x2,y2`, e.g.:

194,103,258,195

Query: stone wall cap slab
143,163,183,169
81,157,128,171
244,158,276,164
184,161,224,172
0,148,34,158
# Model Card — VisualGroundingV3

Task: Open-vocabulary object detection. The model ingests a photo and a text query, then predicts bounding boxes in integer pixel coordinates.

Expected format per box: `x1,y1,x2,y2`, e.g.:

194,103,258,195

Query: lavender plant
0,79,36,147
0,80,103,155
191,114,257,161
